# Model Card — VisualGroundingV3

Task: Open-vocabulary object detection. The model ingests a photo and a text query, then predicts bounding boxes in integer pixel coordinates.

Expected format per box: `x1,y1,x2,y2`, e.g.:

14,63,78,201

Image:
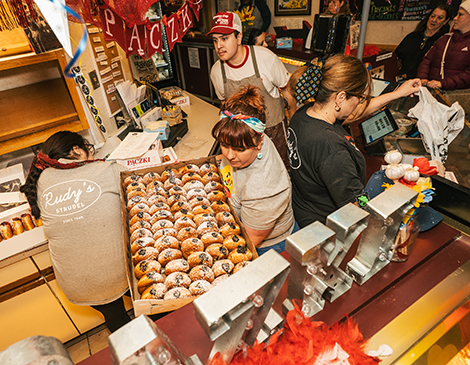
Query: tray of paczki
120,156,258,315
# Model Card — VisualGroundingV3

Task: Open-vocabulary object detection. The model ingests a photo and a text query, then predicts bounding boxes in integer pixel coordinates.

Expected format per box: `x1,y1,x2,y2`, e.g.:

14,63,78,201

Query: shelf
0,51,59,72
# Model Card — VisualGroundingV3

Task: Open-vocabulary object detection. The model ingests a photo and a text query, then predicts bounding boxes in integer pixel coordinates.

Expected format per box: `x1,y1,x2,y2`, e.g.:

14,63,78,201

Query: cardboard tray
120,155,258,316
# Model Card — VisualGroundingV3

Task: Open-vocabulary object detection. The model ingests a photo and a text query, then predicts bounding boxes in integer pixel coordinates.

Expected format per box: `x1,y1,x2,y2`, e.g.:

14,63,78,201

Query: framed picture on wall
275,0,312,16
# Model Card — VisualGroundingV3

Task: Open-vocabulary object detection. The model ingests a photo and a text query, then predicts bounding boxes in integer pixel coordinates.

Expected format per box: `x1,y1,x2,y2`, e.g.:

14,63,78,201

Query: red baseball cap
207,12,242,35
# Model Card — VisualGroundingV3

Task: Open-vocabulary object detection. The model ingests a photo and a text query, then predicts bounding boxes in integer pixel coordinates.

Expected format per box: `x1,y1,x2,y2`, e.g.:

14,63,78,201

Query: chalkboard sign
320,0,460,20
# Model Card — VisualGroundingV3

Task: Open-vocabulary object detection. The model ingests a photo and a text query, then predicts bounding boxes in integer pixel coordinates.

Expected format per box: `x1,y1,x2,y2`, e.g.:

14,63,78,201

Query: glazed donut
176,227,198,242
186,189,206,202
151,219,174,233
147,194,167,205
216,211,237,226
142,172,161,185
199,163,218,176
153,228,178,241
210,201,230,214
137,271,164,293
174,217,197,231
158,248,183,266
189,196,211,210
167,193,187,207
20,213,35,231
133,247,159,265
149,210,173,225
130,220,152,235
164,176,183,191
212,274,229,286
189,265,215,283
223,234,246,251
181,172,202,185
161,168,181,182
141,283,167,299
189,280,212,296
165,258,190,275
127,182,146,193
202,172,221,185
163,287,192,300
200,231,224,247
165,272,191,289
124,174,142,187
153,187,169,199
131,228,153,243
204,181,225,194
179,164,200,176
181,238,204,258
127,188,147,200
146,181,164,195
129,203,150,219
183,180,204,193
149,202,171,216
134,259,162,279
207,190,226,203
228,245,253,264
127,196,148,211
154,235,179,252
187,251,213,268
212,259,234,276
174,209,194,221
194,213,216,227
130,211,151,226
169,186,185,196
193,205,215,216
233,261,250,274
0,222,13,239
170,201,192,214
131,236,155,255
11,218,24,235
205,243,229,261
220,222,241,238
196,220,218,237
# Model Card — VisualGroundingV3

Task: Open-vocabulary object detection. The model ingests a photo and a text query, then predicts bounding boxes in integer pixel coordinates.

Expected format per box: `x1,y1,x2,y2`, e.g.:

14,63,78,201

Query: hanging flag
188,0,202,22
100,6,126,50
146,21,162,59
34,0,72,57
177,2,193,37
163,13,181,52
125,22,146,57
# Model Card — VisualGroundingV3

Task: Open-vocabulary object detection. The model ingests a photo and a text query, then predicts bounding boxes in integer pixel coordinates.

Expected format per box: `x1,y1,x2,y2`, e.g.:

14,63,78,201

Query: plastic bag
408,87,464,164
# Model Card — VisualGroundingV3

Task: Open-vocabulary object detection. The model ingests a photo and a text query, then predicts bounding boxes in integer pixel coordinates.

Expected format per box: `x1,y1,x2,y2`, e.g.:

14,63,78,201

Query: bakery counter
77,220,467,365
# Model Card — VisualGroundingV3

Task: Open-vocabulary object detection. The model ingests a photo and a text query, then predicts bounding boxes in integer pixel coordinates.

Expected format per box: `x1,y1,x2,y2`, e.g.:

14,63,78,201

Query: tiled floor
65,324,111,364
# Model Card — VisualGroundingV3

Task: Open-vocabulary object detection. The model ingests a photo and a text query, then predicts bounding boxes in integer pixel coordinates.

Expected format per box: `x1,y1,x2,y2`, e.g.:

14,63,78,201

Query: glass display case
128,2,178,88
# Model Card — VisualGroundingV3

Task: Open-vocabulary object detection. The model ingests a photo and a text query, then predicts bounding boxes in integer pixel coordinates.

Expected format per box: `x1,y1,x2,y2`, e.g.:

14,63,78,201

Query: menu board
320,0,460,21
86,24,125,115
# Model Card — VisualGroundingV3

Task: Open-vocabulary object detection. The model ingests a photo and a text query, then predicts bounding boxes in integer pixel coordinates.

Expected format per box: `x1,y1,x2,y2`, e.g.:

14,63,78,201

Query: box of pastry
120,156,258,316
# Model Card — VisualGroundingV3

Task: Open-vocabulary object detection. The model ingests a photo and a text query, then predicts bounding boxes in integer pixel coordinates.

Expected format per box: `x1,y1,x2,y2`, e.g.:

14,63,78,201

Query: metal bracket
193,249,290,364
346,183,418,285
283,203,369,317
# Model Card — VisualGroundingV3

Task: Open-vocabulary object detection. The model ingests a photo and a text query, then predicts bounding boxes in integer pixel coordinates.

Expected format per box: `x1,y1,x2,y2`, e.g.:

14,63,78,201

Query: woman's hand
421,79,429,86
427,80,442,89
243,224,272,247
393,78,421,98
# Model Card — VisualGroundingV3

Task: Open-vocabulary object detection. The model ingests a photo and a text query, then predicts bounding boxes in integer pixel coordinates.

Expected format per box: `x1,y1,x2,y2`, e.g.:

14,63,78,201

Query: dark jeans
91,291,132,333
256,221,300,256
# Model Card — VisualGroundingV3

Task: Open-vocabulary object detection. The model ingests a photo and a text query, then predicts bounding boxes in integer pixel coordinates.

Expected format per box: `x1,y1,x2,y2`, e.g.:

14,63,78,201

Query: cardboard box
115,139,162,171
276,37,293,49
140,107,162,130
169,93,190,108
120,156,258,316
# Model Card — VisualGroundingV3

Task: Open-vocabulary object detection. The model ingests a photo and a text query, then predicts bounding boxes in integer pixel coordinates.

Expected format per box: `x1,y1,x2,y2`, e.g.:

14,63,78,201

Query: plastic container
391,211,421,262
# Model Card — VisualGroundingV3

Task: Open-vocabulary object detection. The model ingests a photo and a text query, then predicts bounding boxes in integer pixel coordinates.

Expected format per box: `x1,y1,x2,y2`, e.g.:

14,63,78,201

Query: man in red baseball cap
208,11,291,168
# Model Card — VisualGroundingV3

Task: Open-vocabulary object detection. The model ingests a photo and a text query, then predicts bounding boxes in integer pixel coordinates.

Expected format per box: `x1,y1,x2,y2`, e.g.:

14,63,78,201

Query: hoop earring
334,104,341,112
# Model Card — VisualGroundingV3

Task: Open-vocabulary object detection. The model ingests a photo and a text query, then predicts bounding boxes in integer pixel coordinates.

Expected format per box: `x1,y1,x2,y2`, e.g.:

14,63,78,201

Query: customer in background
288,55,421,227
325,0,351,14
417,0,470,90
395,3,452,79
243,27,268,47
209,11,291,168
20,131,131,333
212,85,295,255
237,0,271,32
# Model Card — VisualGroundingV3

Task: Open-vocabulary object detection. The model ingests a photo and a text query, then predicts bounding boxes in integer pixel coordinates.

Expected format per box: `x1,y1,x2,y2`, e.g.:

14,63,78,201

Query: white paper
34,0,72,57
107,132,159,160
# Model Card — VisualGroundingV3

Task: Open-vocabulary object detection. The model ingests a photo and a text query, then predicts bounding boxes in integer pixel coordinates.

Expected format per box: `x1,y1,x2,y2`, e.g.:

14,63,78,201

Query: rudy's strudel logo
41,180,101,216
